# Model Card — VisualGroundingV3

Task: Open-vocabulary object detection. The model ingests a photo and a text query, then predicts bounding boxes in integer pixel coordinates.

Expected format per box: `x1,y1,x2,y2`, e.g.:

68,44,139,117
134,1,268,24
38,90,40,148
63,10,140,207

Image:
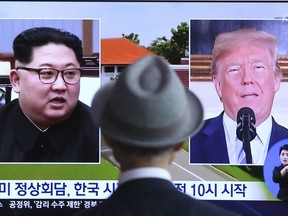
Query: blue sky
0,2,287,47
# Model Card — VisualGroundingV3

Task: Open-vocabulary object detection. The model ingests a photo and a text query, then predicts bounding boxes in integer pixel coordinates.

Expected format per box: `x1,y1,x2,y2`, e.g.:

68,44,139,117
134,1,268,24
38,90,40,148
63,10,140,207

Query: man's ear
103,133,117,149
212,74,222,99
9,69,20,93
273,71,282,93
173,142,184,153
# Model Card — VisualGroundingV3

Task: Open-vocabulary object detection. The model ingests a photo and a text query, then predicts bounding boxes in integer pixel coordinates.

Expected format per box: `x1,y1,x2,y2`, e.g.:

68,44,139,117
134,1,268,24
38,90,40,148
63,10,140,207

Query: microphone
236,107,256,164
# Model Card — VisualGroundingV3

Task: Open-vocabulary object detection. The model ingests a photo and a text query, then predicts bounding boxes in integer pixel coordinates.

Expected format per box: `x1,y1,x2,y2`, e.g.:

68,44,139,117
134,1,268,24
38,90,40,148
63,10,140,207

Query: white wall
0,19,100,54
78,77,101,106
189,81,288,129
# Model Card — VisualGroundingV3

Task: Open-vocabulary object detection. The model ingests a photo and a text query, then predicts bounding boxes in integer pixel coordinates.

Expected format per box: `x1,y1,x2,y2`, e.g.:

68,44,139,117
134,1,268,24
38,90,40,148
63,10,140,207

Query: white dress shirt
223,112,272,165
118,167,172,186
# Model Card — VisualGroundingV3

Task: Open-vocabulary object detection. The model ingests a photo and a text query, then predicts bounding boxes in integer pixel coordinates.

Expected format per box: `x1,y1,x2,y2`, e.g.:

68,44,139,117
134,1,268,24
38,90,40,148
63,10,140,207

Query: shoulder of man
74,100,93,118
190,112,224,139
192,199,241,216
173,191,240,216
0,99,19,135
0,99,19,118
271,116,288,133
71,205,100,216
75,100,91,110
74,100,99,128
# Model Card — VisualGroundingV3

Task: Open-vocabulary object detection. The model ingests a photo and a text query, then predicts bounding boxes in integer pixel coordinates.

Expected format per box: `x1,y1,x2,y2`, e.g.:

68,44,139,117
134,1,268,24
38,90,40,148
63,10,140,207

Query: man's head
279,144,288,166
211,29,282,126
10,27,83,129
91,55,203,169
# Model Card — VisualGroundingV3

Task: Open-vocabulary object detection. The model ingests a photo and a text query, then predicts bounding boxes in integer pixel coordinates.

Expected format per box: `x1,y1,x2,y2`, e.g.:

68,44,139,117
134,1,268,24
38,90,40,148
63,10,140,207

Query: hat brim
91,82,204,148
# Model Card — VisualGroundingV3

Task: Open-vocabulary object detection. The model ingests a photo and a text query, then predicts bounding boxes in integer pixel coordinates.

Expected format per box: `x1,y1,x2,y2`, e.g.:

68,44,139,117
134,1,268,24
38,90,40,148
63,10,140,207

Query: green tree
147,22,188,64
122,33,140,45
147,36,169,57
171,21,189,58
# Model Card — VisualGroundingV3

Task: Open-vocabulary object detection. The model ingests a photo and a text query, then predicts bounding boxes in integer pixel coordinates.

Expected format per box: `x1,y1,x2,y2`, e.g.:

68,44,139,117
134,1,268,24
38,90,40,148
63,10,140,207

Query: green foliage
214,165,261,181
183,140,189,151
122,33,140,45
122,22,188,64
147,22,188,64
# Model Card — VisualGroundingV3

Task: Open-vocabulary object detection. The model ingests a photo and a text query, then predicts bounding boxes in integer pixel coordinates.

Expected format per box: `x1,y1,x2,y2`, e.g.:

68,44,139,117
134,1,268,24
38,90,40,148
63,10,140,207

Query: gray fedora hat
91,55,203,148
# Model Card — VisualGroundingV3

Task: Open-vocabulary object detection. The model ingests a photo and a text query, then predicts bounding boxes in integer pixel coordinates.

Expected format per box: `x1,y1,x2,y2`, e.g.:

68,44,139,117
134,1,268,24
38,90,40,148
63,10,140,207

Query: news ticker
0,180,277,201
0,199,102,210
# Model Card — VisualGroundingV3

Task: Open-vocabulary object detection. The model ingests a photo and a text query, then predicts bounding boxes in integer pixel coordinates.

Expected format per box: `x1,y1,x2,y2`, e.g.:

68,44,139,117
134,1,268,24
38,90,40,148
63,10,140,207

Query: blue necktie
236,138,247,164
237,146,246,164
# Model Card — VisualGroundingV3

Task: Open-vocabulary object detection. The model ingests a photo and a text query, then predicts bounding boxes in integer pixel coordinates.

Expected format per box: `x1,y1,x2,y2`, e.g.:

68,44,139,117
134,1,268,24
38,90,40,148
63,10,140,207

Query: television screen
0,1,288,215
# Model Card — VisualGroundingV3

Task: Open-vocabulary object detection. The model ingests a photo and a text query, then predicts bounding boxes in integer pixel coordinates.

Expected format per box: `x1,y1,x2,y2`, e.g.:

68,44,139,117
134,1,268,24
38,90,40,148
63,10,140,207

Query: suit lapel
201,112,229,163
269,117,288,149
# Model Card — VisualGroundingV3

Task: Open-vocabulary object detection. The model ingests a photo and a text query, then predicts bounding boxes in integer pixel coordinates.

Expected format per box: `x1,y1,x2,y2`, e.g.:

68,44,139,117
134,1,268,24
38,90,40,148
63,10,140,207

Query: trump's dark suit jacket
74,178,239,216
190,112,288,164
